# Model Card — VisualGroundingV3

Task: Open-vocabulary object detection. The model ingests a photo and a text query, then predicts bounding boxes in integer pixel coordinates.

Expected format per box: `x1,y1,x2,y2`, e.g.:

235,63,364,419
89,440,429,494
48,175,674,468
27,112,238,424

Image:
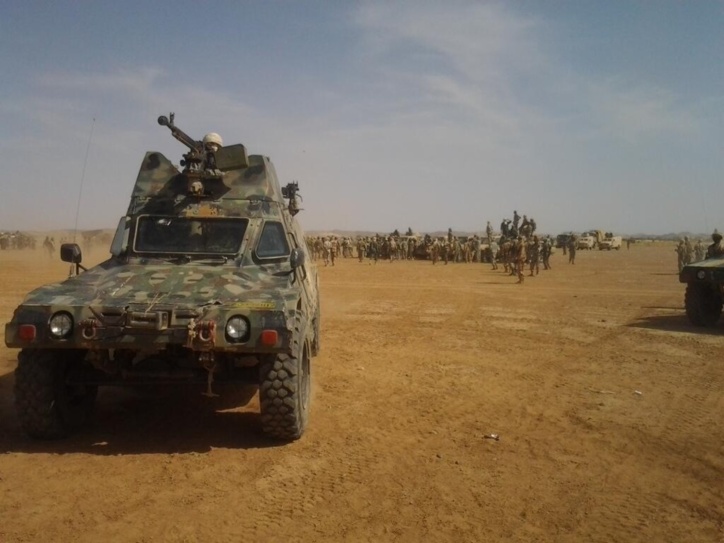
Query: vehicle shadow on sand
0,374,282,455
627,313,724,335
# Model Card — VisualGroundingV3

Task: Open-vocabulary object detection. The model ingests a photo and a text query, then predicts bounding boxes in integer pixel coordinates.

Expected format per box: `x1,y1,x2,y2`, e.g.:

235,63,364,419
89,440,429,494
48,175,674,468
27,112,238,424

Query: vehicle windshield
134,216,248,255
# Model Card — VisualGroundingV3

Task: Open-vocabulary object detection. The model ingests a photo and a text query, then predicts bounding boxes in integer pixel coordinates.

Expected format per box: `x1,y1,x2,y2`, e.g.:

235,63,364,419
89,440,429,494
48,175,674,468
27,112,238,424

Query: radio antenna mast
72,117,96,243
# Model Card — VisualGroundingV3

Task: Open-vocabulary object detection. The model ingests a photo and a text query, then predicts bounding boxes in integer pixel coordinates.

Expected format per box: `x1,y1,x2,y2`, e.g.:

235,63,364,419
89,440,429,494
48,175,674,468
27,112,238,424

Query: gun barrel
157,115,201,151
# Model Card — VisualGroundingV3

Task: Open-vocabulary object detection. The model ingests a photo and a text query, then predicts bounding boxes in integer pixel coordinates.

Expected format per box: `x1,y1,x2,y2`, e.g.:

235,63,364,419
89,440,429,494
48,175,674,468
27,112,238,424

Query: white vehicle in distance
599,233,622,250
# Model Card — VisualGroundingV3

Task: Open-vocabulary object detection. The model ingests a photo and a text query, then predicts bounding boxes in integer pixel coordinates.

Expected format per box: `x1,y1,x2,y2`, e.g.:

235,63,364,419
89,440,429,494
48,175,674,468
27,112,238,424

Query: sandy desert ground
0,242,722,542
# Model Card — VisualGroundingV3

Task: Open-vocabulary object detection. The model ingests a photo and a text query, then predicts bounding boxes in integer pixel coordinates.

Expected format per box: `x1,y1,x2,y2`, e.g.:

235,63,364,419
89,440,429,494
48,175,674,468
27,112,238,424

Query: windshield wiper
147,255,229,265
188,255,228,265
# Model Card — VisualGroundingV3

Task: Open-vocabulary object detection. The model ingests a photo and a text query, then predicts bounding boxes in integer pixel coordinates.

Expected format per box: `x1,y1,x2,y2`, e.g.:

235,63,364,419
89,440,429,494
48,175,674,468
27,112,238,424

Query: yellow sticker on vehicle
230,301,277,310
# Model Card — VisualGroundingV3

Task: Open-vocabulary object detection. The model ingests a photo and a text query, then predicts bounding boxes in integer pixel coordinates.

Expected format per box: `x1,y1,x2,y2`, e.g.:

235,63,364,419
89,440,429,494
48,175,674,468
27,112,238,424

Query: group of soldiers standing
490,211,554,284
0,231,37,250
305,210,559,284
307,234,425,266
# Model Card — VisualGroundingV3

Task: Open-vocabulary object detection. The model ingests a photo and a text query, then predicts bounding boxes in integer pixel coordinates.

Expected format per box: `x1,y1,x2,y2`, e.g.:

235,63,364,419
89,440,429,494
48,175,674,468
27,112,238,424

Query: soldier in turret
203,132,223,152
706,230,724,259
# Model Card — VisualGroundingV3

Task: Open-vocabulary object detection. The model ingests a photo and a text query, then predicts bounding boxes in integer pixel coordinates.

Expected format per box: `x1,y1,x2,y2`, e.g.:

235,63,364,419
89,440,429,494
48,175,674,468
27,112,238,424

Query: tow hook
200,352,218,398
186,319,217,348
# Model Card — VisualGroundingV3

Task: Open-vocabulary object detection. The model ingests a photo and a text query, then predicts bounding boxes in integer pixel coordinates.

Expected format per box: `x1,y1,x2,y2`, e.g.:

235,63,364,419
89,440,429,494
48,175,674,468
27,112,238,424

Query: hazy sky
1,1,722,235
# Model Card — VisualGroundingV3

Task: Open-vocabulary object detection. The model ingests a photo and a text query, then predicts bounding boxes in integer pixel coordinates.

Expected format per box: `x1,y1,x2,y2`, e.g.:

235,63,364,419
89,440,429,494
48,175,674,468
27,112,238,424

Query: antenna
72,118,96,243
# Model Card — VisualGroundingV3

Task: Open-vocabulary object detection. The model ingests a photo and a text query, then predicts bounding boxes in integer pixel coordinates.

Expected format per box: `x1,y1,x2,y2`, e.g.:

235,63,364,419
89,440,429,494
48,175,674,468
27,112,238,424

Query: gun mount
158,112,218,174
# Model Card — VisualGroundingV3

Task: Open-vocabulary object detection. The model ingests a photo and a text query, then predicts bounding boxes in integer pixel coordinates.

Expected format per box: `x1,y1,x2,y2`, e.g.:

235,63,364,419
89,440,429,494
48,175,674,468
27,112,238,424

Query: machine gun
282,181,302,216
158,113,217,173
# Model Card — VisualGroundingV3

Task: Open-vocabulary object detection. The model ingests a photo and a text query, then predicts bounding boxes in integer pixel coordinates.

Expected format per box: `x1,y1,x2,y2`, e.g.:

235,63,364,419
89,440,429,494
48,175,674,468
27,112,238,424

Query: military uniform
567,236,577,264
675,240,686,272
528,237,540,276
541,237,552,270
694,240,705,262
706,231,724,259
514,237,526,283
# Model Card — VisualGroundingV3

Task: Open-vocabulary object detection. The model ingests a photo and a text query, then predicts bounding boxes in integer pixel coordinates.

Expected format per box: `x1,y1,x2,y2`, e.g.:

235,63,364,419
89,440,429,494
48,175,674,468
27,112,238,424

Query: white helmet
203,132,223,148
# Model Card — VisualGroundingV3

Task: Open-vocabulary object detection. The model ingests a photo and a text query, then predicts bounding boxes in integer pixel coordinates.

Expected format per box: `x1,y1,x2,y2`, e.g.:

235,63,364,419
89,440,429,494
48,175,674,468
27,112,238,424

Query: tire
311,307,321,356
685,283,723,327
258,329,310,440
14,349,97,439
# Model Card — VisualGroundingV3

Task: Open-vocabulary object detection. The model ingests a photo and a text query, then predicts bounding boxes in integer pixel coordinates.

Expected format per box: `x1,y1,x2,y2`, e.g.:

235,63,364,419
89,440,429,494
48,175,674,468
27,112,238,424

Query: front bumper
5,304,293,352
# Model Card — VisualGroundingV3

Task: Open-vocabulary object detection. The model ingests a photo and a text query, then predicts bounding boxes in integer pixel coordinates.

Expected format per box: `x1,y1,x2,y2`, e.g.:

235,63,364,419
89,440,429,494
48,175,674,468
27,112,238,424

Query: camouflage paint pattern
5,137,319,367
679,256,724,285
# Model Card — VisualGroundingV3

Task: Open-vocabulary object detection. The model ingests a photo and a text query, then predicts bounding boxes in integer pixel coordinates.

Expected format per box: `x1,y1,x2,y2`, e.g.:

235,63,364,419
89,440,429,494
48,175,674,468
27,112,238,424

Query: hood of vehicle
684,256,724,269
17,260,293,309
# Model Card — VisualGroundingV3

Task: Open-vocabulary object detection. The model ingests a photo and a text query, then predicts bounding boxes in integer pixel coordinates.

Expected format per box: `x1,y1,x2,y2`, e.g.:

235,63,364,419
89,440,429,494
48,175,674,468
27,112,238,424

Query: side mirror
290,248,306,269
60,243,83,264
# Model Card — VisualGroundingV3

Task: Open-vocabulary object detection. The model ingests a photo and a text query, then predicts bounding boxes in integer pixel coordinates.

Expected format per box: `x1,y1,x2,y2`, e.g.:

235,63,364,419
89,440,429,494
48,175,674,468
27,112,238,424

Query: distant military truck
576,235,595,250
5,113,320,441
679,257,724,327
598,233,622,250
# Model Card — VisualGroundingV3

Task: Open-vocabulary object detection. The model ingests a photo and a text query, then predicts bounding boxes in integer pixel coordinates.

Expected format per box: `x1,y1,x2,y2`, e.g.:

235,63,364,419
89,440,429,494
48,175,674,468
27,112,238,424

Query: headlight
225,316,250,342
697,270,706,280
49,312,73,339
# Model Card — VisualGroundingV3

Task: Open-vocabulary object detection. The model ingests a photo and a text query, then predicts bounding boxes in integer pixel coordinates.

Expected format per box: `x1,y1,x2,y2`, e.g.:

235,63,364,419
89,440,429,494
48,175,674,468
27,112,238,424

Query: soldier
706,230,724,259
43,236,55,258
323,237,332,267
514,236,526,283
675,239,686,272
203,132,223,152
513,210,520,231
500,219,509,238
357,237,366,263
541,236,552,270
489,239,499,270
694,239,705,262
431,238,440,265
684,236,694,266
388,236,398,263
520,222,531,239
370,236,380,264
528,235,540,276
567,235,577,264
330,236,338,265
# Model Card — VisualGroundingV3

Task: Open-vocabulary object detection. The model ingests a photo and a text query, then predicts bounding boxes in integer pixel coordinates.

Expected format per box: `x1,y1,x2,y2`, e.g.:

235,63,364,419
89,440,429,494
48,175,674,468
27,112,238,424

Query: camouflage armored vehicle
5,113,320,441
679,256,723,327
